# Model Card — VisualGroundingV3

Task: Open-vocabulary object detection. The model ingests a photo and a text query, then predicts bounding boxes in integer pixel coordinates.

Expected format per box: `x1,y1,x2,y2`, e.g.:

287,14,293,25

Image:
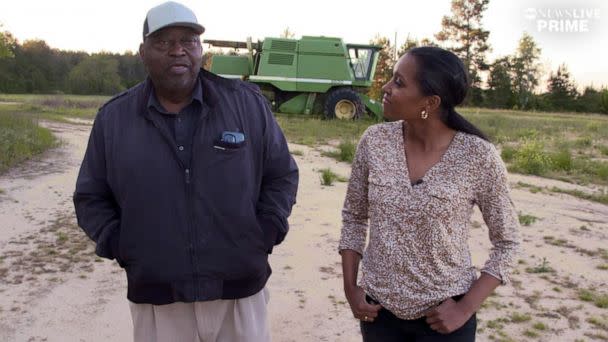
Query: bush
512,139,552,175
500,145,516,163
550,149,573,171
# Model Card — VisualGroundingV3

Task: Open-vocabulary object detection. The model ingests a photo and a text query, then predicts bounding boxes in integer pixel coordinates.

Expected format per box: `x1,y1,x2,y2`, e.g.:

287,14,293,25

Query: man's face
139,26,203,95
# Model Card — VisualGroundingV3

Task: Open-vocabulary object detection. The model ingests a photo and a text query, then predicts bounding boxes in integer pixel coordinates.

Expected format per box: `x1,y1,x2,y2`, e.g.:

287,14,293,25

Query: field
0,94,607,341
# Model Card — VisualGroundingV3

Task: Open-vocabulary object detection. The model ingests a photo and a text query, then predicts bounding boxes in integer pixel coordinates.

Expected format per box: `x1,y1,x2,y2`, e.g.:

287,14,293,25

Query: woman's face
381,54,428,121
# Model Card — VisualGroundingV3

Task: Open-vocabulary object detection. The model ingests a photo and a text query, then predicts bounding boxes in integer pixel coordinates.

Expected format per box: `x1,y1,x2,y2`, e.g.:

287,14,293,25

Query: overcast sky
1,0,606,89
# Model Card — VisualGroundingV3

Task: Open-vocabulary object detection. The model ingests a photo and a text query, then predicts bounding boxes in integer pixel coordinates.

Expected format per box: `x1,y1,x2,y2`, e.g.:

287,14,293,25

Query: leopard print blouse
339,121,520,320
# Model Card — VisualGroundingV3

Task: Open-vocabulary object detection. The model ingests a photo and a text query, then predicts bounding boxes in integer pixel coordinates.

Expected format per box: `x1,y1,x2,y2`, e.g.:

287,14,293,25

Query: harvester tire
324,88,364,120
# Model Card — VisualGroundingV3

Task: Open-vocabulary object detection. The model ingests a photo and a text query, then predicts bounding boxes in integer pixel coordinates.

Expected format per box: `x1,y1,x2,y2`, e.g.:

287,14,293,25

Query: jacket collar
139,68,237,119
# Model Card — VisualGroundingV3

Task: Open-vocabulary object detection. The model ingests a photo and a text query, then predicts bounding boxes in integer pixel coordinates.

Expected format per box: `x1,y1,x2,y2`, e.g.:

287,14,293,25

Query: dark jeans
360,295,476,342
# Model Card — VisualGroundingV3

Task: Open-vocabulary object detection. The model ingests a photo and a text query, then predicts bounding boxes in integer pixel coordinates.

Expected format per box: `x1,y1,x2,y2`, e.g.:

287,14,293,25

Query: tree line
368,0,608,114
1,0,607,113
0,30,145,95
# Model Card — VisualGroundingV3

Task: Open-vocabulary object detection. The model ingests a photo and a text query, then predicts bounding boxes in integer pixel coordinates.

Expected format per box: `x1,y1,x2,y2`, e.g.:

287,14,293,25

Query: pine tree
435,0,491,96
547,64,578,111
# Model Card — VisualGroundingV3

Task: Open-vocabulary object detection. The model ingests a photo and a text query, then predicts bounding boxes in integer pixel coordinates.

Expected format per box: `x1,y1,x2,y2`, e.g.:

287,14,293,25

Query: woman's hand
424,298,474,334
344,285,382,322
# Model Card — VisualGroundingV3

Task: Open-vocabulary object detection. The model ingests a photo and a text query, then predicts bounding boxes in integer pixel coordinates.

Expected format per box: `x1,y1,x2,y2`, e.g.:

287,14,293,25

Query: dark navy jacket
74,69,299,304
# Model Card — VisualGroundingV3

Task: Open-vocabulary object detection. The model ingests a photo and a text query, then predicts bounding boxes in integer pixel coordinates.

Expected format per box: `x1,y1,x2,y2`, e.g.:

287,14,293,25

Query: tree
0,24,14,58
68,55,124,95
367,35,395,101
397,36,420,56
486,57,515,108
280,27,295,39
435,0,491,104
511,32,542,109
546,64,578,111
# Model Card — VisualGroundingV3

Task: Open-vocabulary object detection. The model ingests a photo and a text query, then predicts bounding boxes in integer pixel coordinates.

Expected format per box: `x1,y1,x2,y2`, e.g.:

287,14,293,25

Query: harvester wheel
324,88,364,120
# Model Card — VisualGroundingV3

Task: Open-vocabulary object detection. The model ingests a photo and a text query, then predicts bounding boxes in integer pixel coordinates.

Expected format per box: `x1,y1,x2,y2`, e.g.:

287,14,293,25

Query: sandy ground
1,121,607,342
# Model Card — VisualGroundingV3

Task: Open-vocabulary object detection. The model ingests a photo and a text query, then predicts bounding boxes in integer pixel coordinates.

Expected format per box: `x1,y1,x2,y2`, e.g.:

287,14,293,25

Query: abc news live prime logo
524,7,600,33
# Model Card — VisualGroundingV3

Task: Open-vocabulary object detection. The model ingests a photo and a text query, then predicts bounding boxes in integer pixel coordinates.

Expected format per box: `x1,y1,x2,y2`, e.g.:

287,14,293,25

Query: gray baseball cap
143,1,205,40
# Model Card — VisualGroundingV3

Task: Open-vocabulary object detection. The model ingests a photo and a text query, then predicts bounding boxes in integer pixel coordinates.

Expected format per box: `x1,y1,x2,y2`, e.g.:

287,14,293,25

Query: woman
339,46,520,341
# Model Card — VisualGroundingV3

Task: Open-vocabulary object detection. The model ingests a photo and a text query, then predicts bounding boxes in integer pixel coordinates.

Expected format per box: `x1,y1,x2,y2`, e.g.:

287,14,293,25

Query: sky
1,0,607,90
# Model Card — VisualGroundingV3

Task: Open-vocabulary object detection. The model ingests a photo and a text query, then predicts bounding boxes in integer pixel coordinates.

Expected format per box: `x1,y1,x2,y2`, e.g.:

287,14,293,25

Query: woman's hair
407,46,488,141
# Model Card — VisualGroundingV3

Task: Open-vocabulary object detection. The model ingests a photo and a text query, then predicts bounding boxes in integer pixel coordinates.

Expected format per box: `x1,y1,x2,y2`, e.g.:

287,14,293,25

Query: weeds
525,257,554,273
587,316,608,331
0,112,58,174
322,139,357,163
518,213,539,226
550,187,608,205
510,312,532,323
319,168,347,186
579,289,608,308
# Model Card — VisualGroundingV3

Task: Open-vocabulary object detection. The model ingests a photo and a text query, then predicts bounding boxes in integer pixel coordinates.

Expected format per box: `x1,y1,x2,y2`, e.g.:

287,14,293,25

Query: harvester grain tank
206,36,383,119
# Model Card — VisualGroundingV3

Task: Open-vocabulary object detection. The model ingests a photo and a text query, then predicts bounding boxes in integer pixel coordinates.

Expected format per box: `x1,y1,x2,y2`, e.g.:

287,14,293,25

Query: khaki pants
129,288,270,342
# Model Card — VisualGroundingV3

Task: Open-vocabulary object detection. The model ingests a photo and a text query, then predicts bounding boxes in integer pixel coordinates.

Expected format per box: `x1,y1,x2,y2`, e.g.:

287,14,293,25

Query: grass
518,213,539,226
587,316,608,331
579,289,608,308
275,113,374,147
525,257,554,274
550,187,608,205
0,112,58,174
2,95,608,186
290,149,304,156
319,168,347,186
460,107,608,185
322,139,357,163
509,312,532,323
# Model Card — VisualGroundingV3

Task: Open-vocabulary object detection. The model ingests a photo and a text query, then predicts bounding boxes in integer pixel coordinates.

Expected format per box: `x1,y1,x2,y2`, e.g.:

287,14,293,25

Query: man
73,2,298,341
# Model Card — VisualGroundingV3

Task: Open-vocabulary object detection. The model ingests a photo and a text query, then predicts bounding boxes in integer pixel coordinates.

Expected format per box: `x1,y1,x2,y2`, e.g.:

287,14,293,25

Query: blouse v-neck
398,122,461,188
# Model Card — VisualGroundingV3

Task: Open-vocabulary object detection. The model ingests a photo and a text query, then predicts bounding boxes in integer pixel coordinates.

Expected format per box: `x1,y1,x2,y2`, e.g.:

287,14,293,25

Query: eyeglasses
148,36,201,51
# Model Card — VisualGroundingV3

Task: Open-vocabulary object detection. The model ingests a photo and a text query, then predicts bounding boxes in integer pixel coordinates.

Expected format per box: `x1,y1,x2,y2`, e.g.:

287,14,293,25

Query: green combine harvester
206,36,383,119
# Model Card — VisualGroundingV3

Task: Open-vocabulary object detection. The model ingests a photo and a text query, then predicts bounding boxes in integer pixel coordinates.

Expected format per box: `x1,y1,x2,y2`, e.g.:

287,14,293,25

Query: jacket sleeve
255,98,299,253
73,112,121,262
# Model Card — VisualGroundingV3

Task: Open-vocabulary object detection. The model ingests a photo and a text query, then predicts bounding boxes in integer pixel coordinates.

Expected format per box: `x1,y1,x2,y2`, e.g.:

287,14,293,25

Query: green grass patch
322,139,357,163
523,329,539,338
525,257,554,274
509,312,532,323
275,113,373,146
518,213,539,226
587,316,608,331
579,289,608,308
532,322,548,330
509,139,552,176
290,149,304,156
515,181,543,194
318,168,347,186
549,187,608,205
0,112,58,174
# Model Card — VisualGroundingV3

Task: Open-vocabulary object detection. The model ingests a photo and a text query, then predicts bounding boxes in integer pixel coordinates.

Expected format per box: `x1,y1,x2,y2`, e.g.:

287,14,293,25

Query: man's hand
344,285,382,322
425,298,473,334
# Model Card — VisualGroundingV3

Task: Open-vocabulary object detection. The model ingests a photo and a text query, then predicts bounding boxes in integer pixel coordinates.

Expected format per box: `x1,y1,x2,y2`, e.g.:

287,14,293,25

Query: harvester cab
205,36,383,120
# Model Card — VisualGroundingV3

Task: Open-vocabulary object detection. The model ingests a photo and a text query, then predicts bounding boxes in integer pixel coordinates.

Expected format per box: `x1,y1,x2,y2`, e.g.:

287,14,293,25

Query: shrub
512,139,552,175
550,148,573,171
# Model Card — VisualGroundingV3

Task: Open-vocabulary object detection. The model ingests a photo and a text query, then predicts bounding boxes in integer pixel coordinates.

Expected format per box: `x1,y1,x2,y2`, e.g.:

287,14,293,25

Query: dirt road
1,122,607,341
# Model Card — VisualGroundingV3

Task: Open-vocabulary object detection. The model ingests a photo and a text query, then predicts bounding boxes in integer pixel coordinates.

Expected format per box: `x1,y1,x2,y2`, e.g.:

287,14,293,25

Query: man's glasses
149,36,200,52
